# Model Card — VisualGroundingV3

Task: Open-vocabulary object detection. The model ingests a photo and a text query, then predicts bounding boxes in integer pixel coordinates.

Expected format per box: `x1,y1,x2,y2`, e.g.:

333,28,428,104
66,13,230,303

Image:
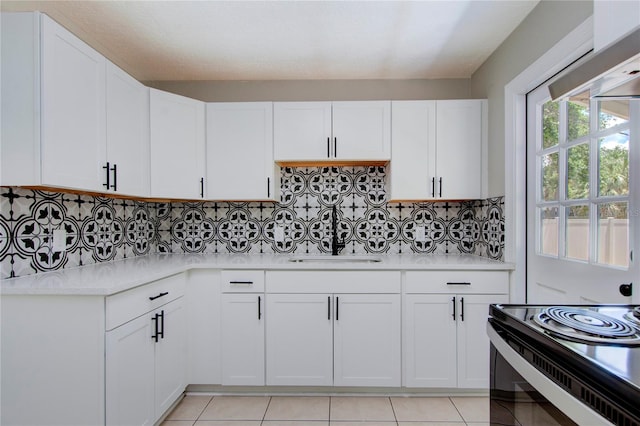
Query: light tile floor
162,395,489,426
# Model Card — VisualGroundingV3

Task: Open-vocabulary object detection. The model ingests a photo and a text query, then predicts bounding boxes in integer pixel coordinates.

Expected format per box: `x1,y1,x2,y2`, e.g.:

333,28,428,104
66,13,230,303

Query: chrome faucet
331,205,345,255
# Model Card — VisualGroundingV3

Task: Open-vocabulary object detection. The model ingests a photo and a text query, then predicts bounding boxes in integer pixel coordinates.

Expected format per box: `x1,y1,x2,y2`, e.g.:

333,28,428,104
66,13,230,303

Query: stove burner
624,307,640,327
534,306,640,345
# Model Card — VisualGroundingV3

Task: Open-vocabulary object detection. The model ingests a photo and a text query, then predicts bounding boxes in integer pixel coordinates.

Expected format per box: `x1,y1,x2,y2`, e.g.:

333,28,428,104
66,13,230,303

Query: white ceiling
1,0,540,82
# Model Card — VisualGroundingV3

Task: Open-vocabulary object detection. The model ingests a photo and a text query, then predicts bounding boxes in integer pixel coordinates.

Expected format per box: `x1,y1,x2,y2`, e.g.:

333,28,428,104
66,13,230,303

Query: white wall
470,0,593,197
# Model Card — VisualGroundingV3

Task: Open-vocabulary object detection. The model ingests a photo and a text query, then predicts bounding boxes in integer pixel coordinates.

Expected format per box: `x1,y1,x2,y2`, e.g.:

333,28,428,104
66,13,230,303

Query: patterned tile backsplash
0,166,504,279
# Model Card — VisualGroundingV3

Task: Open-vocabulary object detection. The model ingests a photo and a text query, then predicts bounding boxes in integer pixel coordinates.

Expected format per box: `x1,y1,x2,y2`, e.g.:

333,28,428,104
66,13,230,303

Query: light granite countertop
1,253,514,296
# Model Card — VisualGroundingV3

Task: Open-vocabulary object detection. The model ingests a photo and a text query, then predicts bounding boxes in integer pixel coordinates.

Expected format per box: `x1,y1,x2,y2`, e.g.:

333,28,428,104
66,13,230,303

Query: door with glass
526,86,639,304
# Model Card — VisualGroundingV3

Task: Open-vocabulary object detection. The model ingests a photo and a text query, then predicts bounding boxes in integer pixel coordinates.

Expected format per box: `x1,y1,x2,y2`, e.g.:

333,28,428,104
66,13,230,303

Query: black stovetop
489,304,640,396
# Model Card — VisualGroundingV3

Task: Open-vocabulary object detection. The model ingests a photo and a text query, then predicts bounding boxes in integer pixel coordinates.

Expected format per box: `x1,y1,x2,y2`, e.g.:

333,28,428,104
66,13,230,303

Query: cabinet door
106,313,155,426
207,102,277,200
435,100,484,200
273,102,332,161
457,294,508,389
403,294,457,388
388,101,436,201
221,293,265,385
266,293,333,386
333,294,401,387
154,298,187,417
40,14,106,191
331,101,391,161
150,88,205,199
105,61,150,197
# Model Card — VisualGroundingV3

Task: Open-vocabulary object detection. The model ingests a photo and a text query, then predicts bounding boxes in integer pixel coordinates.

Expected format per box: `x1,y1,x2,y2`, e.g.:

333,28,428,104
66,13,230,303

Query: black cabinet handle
431,177,435,197
267,177,270,198
103,162,110,190
439,177,442,197
229,281,253,285
149,291,169,301
110,163,117,191
334,137,337,158
159,310,165,339
258,296,262,320
200,177,204,198
151,313,159,342
447,282,471,286
451,296,456,320
328,296,331,320
460,297,465,321
327,137,330,158
336,296,339,321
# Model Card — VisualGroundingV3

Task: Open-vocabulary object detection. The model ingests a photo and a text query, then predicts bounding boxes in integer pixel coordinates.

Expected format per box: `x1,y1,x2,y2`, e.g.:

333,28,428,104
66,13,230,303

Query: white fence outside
542,218,628,267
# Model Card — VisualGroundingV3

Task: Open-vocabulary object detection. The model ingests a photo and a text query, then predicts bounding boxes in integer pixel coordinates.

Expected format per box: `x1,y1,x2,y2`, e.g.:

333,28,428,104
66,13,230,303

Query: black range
488,304,640,426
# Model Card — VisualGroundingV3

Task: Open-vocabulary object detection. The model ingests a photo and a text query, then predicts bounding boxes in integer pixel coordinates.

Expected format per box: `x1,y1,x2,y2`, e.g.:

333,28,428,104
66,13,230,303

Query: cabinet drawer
106,273,185,330
221,270,265,293
404,271,508,294
266,271,401,293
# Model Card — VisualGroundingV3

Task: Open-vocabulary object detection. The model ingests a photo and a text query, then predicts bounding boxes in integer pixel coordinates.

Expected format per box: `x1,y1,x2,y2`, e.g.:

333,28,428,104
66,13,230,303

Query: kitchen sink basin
288,255,382,263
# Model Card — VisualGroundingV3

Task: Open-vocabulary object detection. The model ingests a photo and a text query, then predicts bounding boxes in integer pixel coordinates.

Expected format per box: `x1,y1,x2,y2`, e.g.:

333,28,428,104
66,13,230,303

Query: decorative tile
1,166,505,278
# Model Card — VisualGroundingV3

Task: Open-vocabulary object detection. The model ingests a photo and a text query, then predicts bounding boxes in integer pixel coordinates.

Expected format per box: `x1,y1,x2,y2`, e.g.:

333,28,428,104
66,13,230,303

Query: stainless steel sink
288,255,382,263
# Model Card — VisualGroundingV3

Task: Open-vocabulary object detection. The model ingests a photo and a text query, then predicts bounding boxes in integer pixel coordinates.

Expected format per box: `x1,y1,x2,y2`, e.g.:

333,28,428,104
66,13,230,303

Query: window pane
599,100,629,130
567,143,589,199
542,100,559,149
597,202,628,267
598,133,629,196
566,205,589,261
567,92,590,141
540,207,559,256
542,152,559,201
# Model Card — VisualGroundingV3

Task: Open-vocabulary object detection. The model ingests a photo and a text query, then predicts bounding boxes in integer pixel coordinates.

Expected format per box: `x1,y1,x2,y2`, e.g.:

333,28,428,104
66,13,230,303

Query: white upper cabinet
105,61,150,197
273,101,390,163
150,88,206,200
206,102,279,201
1,12,150,197
388,99,486,201
331,101,391,161
1,12,107,192
40,13,106,191
273,102,332,162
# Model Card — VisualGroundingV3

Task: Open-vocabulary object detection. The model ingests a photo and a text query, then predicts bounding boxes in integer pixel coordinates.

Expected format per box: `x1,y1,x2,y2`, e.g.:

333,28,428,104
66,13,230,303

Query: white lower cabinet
266,271,401,387
333,294,401,387
221,293,265,385
266,293,333,386
106,274,187,425
403,271,509,389
265,275,401,388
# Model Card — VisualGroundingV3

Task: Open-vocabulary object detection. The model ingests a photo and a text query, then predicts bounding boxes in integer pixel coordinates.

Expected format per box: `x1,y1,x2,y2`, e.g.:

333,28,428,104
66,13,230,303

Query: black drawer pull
447,282,471,286
229,281,254,285
149,291,169,301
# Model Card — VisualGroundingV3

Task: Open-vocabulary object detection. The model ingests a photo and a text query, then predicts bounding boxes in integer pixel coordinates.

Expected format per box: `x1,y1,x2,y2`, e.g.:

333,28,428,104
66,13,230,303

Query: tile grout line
387,396,399,426
195,395,214,423
260,396,272,425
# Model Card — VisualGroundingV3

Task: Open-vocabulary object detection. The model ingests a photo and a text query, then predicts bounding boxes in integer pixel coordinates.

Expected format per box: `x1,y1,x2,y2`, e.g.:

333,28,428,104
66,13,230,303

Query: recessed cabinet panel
274,102,332,161
273,101,390,163
150,88,205,200
457,294,508,388
266,294,333,386
333,294,401,387
388,99,486,201
389,101,436,200
106,313,155,426
207,102,278,201
436,100,484,200
221,293,265,385
403,294,457,388
105,61,150,197
331,101,391,161
40,14,106,191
